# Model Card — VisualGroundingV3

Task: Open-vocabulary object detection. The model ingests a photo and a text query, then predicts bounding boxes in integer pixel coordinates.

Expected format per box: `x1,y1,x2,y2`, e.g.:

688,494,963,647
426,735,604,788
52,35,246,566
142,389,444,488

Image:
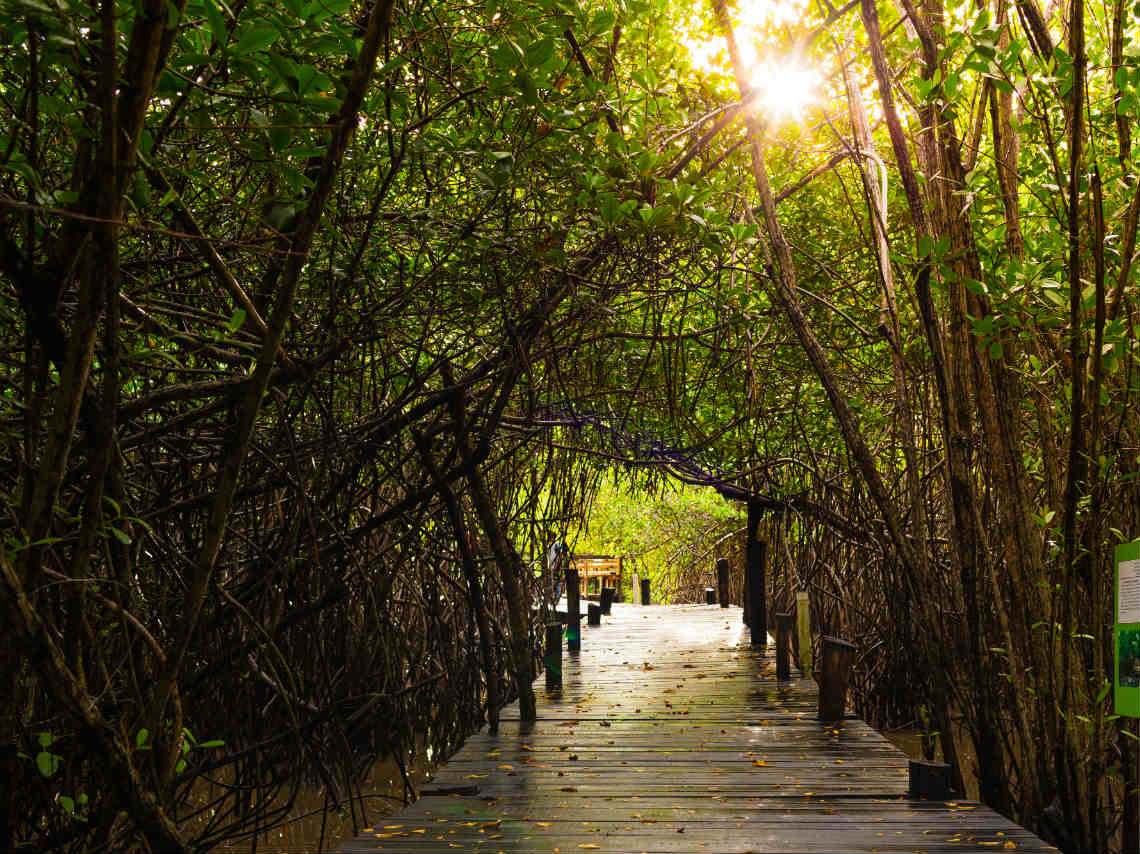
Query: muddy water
204,749,436,853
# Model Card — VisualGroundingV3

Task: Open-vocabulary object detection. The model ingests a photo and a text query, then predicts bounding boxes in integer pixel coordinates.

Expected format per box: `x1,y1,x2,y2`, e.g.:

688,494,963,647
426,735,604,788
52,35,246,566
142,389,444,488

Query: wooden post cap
821,636,856,652
908,759,953,799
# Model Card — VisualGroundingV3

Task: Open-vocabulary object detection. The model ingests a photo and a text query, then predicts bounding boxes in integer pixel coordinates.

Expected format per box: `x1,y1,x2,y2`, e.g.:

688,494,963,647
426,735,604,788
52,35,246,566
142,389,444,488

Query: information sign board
1115,539,1140,718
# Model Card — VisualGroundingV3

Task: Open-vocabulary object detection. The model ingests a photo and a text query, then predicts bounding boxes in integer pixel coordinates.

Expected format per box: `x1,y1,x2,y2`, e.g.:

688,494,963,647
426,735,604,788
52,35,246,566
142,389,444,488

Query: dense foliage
0,0,1137,849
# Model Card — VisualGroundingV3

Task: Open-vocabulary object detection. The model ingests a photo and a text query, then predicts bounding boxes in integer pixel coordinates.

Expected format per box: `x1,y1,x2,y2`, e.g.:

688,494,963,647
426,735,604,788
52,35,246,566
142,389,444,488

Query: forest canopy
0,0,1138,849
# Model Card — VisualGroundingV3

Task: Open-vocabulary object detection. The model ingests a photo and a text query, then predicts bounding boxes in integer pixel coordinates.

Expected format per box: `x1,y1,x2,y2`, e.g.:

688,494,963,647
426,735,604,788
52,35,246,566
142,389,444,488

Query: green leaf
227,309,247,333
110,527,132,546
2,156,41,189
265,204,297,231
378,56,409,77
37,732,53,748
1096,681,1111,704
197,739,226,749
515,70,538,105
131,174,151,210
599,193,619,224
36,751,60,778
591,10,616,33
525,37,555,68
491,41,520,70
269,124,293,152
266,52,300,91
136,728,150,749
11,0,54,17
233,25,280,54
60,796,75,814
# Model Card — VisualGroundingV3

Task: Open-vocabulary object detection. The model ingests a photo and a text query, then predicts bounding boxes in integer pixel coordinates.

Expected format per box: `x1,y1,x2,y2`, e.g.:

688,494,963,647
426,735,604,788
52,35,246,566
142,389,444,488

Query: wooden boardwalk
340,604,1053,853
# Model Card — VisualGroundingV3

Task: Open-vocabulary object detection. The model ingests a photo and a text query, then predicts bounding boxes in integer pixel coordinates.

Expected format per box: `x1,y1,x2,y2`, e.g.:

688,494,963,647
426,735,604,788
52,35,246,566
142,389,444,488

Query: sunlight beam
749,60,820,120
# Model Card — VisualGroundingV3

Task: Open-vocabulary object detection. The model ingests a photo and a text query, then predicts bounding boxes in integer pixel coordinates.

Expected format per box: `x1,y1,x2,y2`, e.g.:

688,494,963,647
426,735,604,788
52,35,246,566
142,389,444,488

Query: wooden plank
339,604,1054,854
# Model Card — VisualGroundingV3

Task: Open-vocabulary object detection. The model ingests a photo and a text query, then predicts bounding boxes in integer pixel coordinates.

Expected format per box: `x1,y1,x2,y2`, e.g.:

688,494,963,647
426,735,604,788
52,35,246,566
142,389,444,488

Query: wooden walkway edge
340,604,1054,853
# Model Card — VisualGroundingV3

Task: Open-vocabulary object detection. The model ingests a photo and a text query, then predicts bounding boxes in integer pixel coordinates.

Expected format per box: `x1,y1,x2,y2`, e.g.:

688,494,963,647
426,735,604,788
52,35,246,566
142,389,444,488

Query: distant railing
568,554,623,600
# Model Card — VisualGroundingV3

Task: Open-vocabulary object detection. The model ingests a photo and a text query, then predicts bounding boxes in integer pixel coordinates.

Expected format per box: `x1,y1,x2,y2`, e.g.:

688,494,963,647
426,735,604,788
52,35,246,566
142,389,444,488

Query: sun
678,0,819,121
736,0,808,29
750,60,820,120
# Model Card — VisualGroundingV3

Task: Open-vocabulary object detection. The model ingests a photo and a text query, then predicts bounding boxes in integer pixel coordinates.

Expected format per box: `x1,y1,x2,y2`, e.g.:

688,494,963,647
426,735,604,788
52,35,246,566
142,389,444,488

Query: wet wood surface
340,603,1053,853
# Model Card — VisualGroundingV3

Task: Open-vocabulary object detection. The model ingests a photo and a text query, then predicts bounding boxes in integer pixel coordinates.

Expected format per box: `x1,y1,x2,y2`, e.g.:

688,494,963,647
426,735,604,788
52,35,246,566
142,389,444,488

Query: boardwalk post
640,577,651,605
716,557,730,608
908,759,953,799
544,623,563,691
747,543,767,646
742,567,750,626
587,603,601,625
704,587,716,604
616,556,624,602
566,567,581,653
818,636,856,720
795,591,812,676
746,499,766,644
774,612,794,680
600,586,615,615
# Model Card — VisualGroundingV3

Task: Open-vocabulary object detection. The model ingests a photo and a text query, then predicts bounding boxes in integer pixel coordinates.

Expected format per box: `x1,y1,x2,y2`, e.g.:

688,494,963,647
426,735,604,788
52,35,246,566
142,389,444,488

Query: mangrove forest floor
339,603,1053,853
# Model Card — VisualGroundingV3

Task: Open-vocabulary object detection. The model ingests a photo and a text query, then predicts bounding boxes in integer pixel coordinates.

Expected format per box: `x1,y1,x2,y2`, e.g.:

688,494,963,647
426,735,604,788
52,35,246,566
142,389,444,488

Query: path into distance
340,603,1052,854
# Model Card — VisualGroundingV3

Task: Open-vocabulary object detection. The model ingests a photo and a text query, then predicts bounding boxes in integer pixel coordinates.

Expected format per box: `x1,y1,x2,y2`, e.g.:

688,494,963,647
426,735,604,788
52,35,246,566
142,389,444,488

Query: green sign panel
1116,539,1140,718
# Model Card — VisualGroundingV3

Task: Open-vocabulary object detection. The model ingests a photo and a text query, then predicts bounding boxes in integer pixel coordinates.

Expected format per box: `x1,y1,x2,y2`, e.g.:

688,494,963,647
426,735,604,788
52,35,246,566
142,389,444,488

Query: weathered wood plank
339,604,1054,853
